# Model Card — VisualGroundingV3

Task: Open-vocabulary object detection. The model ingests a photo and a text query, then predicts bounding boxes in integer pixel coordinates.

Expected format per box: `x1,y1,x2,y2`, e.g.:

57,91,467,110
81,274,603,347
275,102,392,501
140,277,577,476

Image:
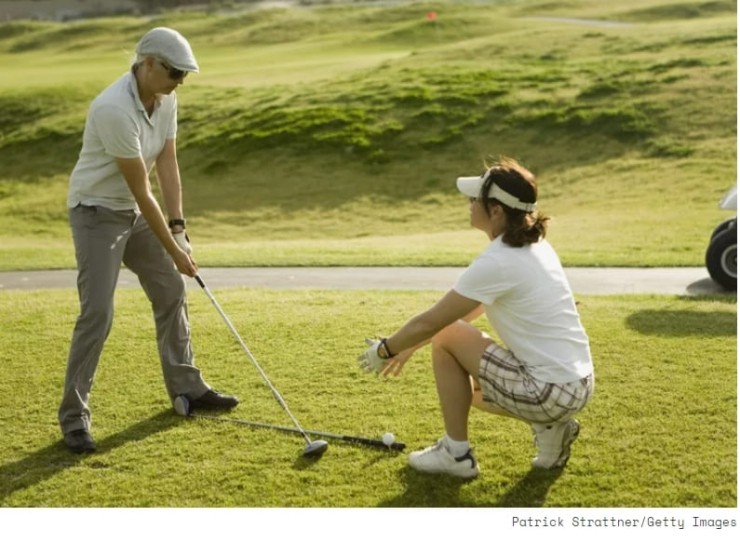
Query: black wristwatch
377,338,395,359
168,218,186,229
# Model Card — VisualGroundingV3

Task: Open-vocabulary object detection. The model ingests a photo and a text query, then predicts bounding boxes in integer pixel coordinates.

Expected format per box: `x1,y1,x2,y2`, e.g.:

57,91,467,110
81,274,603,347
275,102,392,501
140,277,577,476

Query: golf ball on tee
382,432,395,446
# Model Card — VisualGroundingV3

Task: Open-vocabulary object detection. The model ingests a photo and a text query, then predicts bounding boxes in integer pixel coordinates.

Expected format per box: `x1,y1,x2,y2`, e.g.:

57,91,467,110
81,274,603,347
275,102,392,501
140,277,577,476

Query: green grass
0,288,735,507
0,0,736,269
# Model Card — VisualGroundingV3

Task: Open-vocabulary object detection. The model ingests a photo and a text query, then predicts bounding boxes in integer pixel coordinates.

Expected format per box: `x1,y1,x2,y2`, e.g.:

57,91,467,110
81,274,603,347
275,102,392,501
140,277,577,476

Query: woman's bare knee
431,320,480,349
430,321,494,377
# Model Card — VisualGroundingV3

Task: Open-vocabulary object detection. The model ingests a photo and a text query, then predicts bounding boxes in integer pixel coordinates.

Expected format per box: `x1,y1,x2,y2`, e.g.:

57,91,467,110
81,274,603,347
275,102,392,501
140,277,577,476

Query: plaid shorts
478,343,594,424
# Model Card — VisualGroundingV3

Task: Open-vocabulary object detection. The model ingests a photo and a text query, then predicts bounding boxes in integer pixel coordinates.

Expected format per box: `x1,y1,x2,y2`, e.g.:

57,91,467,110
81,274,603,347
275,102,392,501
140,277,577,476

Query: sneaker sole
408,462,480,479
533,419,580,470
553,420,579,468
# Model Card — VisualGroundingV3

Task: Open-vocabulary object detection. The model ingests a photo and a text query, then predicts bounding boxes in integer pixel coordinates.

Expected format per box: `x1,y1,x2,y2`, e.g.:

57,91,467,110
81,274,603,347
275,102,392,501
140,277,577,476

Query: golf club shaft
193,413,406,451
194,274,313,446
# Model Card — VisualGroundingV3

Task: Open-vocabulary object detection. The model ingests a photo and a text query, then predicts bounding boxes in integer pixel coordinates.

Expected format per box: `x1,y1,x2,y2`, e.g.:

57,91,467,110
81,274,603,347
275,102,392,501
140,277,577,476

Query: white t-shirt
454,237,593,383
67,71,177,210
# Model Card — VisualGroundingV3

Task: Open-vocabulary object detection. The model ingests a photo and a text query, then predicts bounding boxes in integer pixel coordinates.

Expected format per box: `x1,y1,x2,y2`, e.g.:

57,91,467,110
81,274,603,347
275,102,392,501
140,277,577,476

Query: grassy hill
0,0,736,269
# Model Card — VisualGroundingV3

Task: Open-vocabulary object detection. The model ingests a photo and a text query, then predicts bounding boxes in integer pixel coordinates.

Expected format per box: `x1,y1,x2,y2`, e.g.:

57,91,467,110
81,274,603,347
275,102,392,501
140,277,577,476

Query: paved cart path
0,267,728,296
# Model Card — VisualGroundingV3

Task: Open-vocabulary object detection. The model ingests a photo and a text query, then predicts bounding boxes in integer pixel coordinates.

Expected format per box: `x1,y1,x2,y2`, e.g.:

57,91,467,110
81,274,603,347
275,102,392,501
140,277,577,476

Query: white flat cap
136,27,199,73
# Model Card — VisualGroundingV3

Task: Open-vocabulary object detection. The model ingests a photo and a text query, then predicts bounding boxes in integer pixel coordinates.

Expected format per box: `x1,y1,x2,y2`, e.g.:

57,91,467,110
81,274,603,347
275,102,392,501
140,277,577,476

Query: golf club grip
194,274,205,289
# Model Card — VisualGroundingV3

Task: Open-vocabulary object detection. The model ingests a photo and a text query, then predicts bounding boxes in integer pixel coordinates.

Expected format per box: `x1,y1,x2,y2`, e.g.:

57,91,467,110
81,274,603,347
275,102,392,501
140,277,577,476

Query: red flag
426,11,437,22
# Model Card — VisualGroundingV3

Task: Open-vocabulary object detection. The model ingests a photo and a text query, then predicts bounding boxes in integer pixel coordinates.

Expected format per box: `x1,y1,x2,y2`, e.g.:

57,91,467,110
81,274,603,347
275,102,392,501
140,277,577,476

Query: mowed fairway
0,288,735,507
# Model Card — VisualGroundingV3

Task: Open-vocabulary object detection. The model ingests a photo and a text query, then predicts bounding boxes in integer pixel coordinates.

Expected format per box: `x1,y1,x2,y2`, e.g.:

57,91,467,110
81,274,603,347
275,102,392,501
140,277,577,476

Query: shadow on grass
291,448,329,470
686,278,736,297
0,410,178,504
378,465,563,507
625,308,736,337
377,466,471,507
493,468,565,507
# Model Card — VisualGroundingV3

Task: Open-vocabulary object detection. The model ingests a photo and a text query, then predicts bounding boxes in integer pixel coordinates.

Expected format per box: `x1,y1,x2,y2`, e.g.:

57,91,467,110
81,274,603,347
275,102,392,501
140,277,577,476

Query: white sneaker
531,419,580,469
408,439,480,479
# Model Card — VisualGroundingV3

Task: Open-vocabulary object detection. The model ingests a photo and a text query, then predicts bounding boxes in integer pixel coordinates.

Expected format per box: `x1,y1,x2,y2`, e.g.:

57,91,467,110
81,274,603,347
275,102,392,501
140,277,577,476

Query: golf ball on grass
382,432,395,446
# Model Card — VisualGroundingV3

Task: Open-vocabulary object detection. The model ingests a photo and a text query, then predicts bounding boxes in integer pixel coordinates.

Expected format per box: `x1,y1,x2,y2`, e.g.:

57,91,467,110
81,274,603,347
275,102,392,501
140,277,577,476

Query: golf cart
705,185,737,290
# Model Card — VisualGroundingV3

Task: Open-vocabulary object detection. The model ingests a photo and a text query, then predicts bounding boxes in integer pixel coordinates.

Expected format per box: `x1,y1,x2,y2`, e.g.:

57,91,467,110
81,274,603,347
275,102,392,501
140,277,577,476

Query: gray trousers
59,205,210,434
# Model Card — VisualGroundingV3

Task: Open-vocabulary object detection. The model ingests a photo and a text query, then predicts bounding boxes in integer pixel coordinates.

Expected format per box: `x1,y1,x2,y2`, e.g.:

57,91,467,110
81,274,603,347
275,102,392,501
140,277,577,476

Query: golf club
192,413,406,451
191,274,328,458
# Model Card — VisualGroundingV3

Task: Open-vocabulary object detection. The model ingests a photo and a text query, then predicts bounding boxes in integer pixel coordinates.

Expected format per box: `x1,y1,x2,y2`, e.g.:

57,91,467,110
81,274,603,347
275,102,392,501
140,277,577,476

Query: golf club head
303,439,329,458
173,395,191,416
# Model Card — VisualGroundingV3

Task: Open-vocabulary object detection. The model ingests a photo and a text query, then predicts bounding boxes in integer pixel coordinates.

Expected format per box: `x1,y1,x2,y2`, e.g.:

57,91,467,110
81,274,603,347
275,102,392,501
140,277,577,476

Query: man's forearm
156,140,184,223
159,172,184,223
137,192,180,256
116,154,186,261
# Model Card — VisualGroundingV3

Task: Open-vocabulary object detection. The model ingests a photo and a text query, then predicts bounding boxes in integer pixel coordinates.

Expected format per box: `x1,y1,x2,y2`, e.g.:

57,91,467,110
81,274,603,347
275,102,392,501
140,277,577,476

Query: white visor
456,173,537,212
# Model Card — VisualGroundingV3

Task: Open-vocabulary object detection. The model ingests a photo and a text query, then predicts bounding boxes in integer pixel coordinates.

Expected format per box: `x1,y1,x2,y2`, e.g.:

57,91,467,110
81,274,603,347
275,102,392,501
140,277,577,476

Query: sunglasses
158,60,187,80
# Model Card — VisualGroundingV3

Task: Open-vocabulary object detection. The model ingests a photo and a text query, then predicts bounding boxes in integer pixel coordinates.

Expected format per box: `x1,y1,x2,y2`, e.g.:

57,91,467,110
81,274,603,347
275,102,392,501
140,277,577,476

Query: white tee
67,71,177,210
454,237,593,383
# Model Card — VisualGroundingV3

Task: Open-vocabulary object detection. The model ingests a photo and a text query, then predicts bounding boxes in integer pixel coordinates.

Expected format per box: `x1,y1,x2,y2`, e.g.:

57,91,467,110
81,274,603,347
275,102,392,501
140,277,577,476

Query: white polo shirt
454,237,593,383
67,71,177,210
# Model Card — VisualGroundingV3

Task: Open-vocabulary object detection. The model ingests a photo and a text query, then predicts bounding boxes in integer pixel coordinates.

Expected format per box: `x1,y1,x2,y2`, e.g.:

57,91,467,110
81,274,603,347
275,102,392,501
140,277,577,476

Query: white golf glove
173,231,192,254
358,338,387,374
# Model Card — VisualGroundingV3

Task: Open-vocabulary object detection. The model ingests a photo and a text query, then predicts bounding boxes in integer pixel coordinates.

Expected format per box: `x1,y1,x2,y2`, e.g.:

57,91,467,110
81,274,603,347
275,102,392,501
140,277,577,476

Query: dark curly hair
480,157,550,247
